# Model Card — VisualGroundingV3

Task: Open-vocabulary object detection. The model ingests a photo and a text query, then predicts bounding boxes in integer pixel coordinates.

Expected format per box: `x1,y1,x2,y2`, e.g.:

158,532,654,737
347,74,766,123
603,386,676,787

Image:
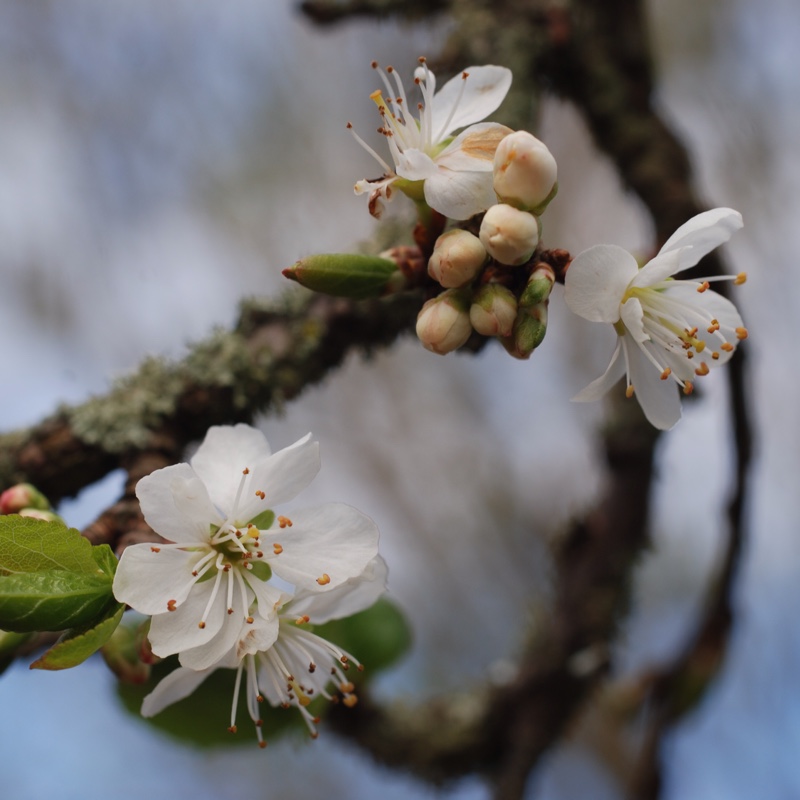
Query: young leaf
0,515,104,576
0,571,113,632
91,544,119,578
30,602,125,671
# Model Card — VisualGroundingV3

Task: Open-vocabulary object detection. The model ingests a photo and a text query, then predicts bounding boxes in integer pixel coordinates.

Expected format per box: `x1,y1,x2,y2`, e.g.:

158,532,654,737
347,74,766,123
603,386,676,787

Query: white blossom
113,424,379,670
564,208,748,430
140,556,388,747
349,58,512,220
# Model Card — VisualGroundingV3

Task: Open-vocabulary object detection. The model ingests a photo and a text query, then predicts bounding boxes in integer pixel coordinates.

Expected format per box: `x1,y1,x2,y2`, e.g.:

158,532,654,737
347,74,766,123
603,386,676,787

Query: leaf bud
469,284,518,337
0,483,50,515
493,130,558,213
416,289,473,355
519,264,556,308
479,204,540,267
282,253,401,299
502,302,548,360
427,229,487,288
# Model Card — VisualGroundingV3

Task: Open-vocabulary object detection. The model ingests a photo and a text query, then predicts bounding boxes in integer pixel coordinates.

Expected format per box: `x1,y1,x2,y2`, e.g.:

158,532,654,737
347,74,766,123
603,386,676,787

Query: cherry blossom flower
349,58,512,220
140,556,388,747
113,424,379,670
564,208,748,430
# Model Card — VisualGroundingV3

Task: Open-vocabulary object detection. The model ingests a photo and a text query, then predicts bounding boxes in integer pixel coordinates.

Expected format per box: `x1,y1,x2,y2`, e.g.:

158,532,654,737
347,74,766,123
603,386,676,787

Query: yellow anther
273,543,283,555
340,682,355,694
316,573,331,586
687,351,694,359
707,320,720,333
697,281,710,293
342,695,359,708
150,546,161,552
735,327,749,340
712,351,720,360
683,381,694,395
660,368,671,381
243,467,250,475
295,615,310,625
695,362,710,376
255,490,266,500
721,342,735,352
246,616,254,624
625,385,635,399
167,599,177,612
198,621,206,629
277,516,293,528
734,272,747,285
685,326,698,338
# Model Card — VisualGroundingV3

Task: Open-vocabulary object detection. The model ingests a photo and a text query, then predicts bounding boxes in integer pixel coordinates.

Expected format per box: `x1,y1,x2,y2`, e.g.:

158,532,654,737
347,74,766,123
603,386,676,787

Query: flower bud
479,204,539,267
502,302,548,360
0,483,50,515
282,253,401,299
427,230,487,288
493,131,558,213
101,619,153,685
519,264,556,308
416,289,473,355
469,284,518,337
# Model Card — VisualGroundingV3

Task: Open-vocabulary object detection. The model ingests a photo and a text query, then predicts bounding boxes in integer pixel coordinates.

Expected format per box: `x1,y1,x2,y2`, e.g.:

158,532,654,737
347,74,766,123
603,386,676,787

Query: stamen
625,386,635,398
683,380,694,395
316,573,331,586
660,368,671,381
721,342,735,352
695,362,710,376
150,546,161,552
734,272,747,285
198,553,226,628
697,281,710,293
167,599,177,612
277,516,293,528
230,661,244,731
346,122,393,173
735,327,748,340
273,543,283,555
435,70,470,141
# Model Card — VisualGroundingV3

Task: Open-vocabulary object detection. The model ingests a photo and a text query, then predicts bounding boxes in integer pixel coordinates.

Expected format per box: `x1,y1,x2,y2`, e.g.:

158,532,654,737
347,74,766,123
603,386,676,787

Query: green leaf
0,515,105,576
91,544,119,578
116,657,302,748
30,602,125,671
315,597,411,675
0,571,113,632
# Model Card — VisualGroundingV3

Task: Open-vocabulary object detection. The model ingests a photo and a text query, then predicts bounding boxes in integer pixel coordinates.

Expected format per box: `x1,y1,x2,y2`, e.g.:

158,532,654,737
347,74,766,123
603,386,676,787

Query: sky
1,0,799,798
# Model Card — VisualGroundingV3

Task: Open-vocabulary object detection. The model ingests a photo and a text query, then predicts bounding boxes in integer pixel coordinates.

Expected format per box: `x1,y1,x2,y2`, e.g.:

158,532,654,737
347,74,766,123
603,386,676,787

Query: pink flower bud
469,284,518,337
0,483,49,515
493,131,558,212
416,290,473,355
479,204,539,266
427,230,487,288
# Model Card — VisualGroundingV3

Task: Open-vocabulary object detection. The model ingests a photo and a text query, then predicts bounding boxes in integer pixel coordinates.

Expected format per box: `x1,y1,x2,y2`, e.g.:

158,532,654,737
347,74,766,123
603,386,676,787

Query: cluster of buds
0,483,61,522
416,131,558,358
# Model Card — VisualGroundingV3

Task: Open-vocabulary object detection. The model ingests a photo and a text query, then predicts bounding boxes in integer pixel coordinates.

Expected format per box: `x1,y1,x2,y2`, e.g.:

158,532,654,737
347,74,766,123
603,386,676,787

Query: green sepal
30,602,125,671
247,561,272,582
0,570,114,632
0,515,105,577
248,509,275,530
530,181,559,216
282,253,400,299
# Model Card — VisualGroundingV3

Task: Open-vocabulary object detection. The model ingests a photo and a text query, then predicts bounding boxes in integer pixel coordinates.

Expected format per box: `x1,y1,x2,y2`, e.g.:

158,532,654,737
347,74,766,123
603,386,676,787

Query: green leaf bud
502,301,548,360
282,253,402,299
470,284,518,337
519,264,556,308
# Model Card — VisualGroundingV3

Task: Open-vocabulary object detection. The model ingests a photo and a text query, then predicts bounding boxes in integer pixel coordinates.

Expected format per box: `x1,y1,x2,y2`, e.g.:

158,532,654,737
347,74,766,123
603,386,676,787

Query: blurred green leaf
0,515,104,576
30,602,124,671
0,570,113,632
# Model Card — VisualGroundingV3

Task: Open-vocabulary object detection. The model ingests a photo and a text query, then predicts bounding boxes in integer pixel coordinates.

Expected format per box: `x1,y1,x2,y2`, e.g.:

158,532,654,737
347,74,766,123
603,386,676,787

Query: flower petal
423,167,498,220
236,614,279,659
245,572,284,620
572,338,625,402
113,544,202,615
265,503,379,592
396,148,438,181
619,297,648,342
658,208,743,269
141,665,215,717
190,424,273,513
629,248,685,288
288,555,388,624
431,65,512,139
148,577,227,659
136,464,221,544
434,123,513,172
564,245,638,323
235,434,320,524
626,339,682,430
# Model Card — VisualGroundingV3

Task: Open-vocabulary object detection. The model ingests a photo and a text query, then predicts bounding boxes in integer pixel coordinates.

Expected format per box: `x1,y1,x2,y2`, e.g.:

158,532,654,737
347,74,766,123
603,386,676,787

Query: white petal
190,424,273,513
244,572,284,620
141,666,215,717
572,339,625,402
148,578,226,659
564,245,638,323
431,65,512,139
423,168,497,220
235,434,320,523
658,208,743,269
396,148,438,181
112,544,202,615
288,555,388,624
619,297,648,343
136,464,221,544
626,339,682,430
266,503,379,592
434,123,513,172
629,248,685,288
236,614,279,659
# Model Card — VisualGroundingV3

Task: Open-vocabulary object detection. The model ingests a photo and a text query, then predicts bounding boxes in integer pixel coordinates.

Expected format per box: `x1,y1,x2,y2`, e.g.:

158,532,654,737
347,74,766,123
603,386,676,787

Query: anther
227,607,234,615
198,621,206,629
192,570,198,576
735,327,748,340
167,599,177,612
343,695,359,708
683,381,694,395
295,615,310,625
707,320,720,333
346,121,353,129
228,726,238,734
273,543,284,555
721,342,735,352
625,385,635,398
370,60,378,69
418,56,426,64
660,368,671,381
246,616,254,624
687,351,694,359
735,272,747,285
316,573,331,586
150,546,161,553
685,326,698,337
695,362,710,376
340,682,355,693
243,467,250,475
462,71,469,79
258,741,267,749
697,281,710,293
309,663,317,673
712,351,720,360
255,490,266,500
277,516,293,528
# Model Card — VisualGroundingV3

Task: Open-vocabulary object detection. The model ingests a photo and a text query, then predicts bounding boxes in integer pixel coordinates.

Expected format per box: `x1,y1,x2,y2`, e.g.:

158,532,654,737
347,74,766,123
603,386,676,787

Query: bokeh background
0,0,798,797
